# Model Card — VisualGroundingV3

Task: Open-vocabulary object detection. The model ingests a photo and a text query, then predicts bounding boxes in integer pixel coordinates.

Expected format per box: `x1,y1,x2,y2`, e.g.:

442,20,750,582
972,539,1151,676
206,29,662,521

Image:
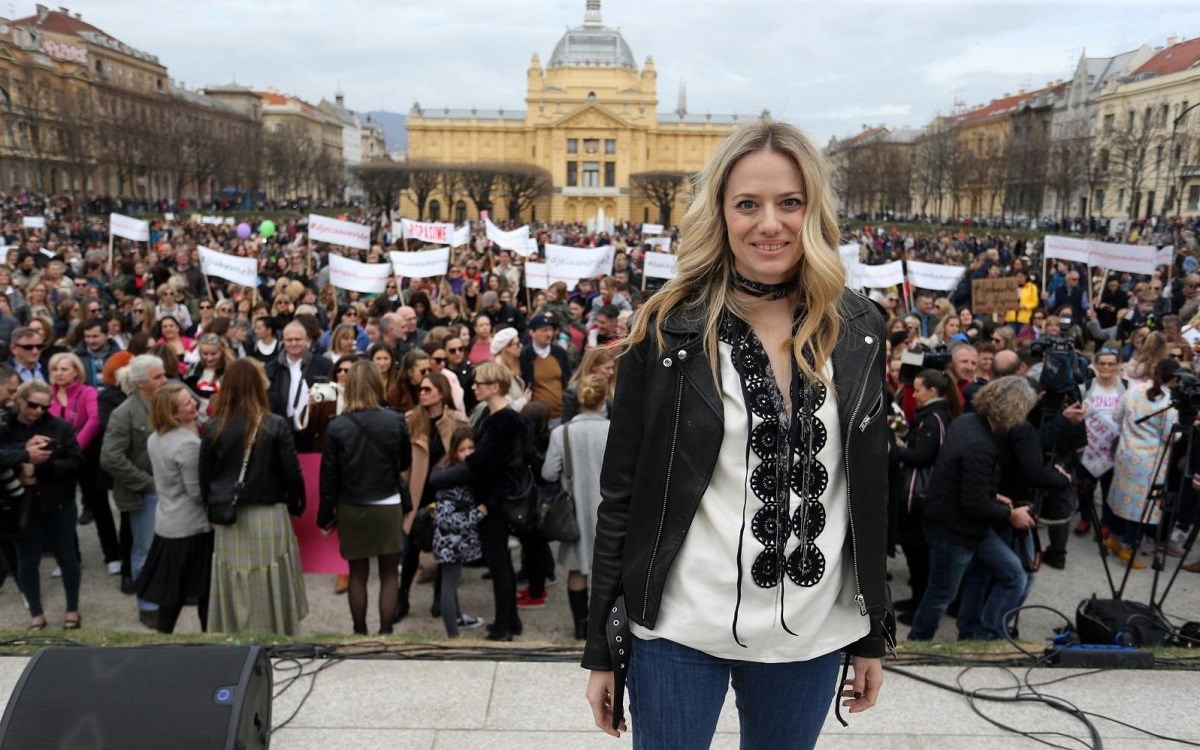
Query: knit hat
490,327,520,356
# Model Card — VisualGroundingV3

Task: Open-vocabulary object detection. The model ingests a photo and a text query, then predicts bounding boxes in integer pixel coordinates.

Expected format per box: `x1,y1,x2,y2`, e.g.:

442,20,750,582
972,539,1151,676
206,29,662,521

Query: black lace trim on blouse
718,312,828,646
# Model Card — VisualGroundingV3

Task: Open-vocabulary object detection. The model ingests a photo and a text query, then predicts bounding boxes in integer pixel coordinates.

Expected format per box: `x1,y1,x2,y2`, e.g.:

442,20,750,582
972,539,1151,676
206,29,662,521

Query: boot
392,589,410,623
568,588,589,640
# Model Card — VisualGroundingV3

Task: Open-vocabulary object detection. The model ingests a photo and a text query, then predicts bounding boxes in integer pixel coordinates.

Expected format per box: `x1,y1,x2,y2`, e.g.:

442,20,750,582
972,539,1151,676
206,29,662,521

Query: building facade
404,0,752,224
825,126,920,218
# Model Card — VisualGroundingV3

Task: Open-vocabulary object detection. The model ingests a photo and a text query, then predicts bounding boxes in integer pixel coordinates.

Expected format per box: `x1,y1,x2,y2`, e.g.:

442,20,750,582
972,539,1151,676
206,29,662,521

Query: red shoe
516,591,547,609
1074,520,1090,536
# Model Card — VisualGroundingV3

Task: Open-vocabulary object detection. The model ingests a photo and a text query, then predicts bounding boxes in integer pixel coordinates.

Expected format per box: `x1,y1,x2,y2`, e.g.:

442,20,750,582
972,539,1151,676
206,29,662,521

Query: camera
1171,372,1200,424
1034,334,1090,397
899,344,952,386
309,382,340,403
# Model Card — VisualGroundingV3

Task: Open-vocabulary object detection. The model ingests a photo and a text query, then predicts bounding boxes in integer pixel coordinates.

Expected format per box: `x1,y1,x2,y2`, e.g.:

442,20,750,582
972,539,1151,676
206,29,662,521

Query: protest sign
110,213,149,242
395,218,455,245
308,214,370,250
198,247,258,288
327,253,390,293
524,262,580,290
484,218,533,255
907,260,965,292
545,243,613,281
452,224,471,247
1087,241,1157,276
854,261,904,289
643,236,672,251
1043,235,1091,264
389,248,451,279
838,243,861,288
644,251,679,280
641,223,665,235
972,277,1021,315
21,216,44,229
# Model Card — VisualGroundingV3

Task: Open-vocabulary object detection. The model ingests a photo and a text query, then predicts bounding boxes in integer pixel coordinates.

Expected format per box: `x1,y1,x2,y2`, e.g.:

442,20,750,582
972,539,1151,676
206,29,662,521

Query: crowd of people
0,185,1197,650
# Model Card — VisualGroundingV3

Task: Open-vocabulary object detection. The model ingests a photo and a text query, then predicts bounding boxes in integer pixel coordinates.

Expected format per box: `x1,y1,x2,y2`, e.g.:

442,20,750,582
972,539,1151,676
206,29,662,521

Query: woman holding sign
583,119,890,747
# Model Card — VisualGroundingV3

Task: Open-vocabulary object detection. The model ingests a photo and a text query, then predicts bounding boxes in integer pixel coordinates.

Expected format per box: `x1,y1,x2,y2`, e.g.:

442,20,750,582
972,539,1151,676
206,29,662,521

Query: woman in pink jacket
49,352,120,573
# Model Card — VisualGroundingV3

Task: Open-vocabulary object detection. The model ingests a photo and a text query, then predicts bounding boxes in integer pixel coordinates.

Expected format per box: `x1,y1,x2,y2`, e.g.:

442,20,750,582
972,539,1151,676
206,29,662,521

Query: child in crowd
433,427,486,637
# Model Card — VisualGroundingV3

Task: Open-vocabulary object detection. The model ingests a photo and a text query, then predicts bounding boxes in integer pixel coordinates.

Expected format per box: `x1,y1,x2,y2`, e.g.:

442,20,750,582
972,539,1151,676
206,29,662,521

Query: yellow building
1092,36,1200,223
404,0,751,224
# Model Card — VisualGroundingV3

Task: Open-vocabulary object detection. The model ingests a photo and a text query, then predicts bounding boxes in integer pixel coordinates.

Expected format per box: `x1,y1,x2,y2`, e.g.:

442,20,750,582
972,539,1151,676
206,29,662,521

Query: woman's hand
840,656,883,713
476,504,488,516
585,670,626,738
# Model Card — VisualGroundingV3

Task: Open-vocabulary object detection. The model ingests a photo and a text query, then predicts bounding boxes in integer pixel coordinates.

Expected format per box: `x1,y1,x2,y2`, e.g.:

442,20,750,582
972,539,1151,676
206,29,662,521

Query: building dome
548,0,636,69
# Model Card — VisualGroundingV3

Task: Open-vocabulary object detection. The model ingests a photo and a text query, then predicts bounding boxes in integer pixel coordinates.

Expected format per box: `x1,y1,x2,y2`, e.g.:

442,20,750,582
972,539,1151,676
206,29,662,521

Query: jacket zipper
643,363,684,621
844,338,879,616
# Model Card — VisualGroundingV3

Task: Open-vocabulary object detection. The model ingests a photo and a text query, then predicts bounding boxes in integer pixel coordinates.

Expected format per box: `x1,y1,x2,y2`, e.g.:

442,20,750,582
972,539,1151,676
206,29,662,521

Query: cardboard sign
972,277,1021,315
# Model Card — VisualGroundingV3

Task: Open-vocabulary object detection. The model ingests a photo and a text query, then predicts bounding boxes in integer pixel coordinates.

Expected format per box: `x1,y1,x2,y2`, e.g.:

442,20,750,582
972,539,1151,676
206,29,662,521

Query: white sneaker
51,566,62,579
457,613,485,629
107,561,122,575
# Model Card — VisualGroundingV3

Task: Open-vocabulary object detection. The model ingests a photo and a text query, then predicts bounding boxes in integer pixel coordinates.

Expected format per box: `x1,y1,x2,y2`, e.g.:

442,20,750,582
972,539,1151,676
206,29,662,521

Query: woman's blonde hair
624,117,844,386
148,382,189,434
47,352,85,383
972,376,1037,430
341,360,385,413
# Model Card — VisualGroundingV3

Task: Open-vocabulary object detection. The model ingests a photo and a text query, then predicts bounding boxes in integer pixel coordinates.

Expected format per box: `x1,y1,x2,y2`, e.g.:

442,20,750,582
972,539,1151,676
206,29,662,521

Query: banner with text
643,236,672,251
452,224,471,247
110,212,149,242
907,260,965,292
641,223,665,236
328,253,390,293
643,251,679,280
396,218,455,245
484,218,533,255
838,243,861,288
1043,235,1162,276
524,262,581,290
545,243,614,281
1043,235,1091,264
309,214,370,250
21,216,44,229
389,248,451,279
198,246,258,288
854,260,904,289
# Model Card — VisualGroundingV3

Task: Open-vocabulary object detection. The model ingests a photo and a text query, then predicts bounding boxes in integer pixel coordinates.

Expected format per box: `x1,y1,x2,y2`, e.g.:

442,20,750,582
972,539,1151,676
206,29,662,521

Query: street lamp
1171,100,1200,248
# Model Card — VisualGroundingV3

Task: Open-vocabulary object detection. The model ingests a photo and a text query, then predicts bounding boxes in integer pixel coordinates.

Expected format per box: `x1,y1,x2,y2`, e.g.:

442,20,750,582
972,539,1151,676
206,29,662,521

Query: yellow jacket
1005,282,1040,324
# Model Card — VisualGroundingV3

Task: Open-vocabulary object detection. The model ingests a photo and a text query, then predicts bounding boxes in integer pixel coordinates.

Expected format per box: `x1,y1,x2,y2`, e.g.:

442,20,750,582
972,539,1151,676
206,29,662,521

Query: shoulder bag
0,465,29,537
904,414,945,515
207,420,259,526
538,425,581,543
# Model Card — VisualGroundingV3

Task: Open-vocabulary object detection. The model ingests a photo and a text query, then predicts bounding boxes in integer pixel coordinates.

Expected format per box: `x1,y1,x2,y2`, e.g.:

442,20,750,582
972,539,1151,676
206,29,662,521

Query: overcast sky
42,0,1200,146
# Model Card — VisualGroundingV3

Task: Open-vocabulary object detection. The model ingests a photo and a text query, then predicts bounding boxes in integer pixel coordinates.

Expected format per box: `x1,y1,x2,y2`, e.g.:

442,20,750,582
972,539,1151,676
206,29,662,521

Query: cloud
825,105,914,120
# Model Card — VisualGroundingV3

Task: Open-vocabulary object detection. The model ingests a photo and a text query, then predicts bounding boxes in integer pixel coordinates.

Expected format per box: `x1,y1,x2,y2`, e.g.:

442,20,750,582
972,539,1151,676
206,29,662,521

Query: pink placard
291,452,349,575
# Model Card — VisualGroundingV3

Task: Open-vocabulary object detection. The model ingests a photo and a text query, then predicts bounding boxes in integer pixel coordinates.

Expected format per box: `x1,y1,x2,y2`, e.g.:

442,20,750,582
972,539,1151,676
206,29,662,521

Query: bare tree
1045,119,1090,222
434,166,460,222
498,163,551,221
912,117,957,218
350,159,409,221
456,164,501,215
1107,102,1163,220
630,170,689,226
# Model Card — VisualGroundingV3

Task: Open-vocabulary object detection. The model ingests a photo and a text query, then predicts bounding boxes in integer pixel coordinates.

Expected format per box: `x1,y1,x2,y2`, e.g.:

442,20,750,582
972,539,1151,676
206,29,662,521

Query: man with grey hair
100,354,167,629
384,307,425,359
265,321,331,452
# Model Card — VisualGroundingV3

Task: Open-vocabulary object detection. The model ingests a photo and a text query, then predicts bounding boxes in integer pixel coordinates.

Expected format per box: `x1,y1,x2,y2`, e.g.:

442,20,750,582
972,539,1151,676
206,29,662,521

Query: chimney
35,4,49,21
74,12,81,19
1167,35,1179,47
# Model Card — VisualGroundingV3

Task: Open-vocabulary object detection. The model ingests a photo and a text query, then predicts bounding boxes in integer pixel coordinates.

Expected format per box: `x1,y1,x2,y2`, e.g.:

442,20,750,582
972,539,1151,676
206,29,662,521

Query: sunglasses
432,356,446,364
418,385,437,394
23,400,49,411
446,346,463,354
1169,354,1184,361
13,343,43,351
336,367,353,375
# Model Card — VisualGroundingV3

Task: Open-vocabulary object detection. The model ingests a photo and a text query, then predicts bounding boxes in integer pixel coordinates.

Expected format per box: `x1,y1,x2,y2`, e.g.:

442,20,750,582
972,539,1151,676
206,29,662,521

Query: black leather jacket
582,290,895,670
317,408,412,529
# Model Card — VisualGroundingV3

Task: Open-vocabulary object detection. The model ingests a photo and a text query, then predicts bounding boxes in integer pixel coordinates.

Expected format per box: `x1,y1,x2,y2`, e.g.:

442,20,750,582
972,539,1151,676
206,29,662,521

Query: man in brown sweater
519,315,571,426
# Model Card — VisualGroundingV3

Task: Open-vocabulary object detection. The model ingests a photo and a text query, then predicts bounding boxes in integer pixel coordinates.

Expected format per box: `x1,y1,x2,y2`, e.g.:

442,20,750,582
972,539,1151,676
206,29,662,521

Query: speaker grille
0,647,271,750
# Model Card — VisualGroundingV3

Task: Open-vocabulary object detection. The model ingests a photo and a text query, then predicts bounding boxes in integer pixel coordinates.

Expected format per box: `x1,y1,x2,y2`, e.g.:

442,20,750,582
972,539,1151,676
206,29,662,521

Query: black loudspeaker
0,645,272,750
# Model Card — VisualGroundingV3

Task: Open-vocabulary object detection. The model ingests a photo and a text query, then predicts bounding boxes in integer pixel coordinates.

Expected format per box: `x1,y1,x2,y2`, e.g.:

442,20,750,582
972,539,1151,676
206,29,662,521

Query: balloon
236,222,251,240
258,219,276,239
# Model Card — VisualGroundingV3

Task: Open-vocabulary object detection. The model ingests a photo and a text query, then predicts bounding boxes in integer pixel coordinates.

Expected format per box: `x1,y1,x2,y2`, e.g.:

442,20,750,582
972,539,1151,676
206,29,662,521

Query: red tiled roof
256,91,289,106
841,126,887,148
1132,37,1200,78
9,8,110,39
954,82,1065,126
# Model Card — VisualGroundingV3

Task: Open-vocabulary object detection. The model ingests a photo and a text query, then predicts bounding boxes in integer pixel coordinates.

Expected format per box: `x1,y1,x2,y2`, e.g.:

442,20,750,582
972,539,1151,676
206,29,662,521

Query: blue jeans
16,501,80,618
627,636,840,750
955,529,1033,640
129,493,159,613
909,529,1026,641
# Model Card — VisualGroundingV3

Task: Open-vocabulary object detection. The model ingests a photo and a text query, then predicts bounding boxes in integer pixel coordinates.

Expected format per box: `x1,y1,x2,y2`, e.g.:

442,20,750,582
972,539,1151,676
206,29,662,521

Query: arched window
587,91,596,102
455,200,467,224
429,200,441,221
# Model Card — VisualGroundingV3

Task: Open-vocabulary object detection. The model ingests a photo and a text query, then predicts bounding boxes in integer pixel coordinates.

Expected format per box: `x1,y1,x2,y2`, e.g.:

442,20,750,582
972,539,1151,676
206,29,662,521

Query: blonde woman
584,119,888,745
1124,330,1167,385
561,346,616,422
326,324,359,364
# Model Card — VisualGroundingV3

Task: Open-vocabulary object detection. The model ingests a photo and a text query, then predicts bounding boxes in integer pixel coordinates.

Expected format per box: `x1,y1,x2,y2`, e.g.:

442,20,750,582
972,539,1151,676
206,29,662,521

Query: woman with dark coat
3,380,85,630
317,360,412,635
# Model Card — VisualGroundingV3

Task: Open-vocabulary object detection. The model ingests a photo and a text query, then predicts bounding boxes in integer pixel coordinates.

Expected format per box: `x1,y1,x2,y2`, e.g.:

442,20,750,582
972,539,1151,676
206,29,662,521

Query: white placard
838,243,861,288
523,262,580,290
643,237,672,251
198,246,258,288
328,253,390,293
907,260,965,292
200,215,223,225
110,212,149,242
163,212,175,221
1043,235,1091,264
545,243,613,281
1087,241,1156,276
309,214,371,250
452,224,471,247
389,248,451,279
395,218,455,245
854,261,905,289
641,223,664,236
22,216,45,229
484,218,533,255
1156,245,1175,268
643,251,678,280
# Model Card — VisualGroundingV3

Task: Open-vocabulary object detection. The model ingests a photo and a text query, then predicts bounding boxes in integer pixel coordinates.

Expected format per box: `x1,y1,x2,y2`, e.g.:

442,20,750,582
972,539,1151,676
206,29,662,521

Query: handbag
502,467,538,535
904,414,945,515
539,425,581,543
207,420,259,526
411,502,436,553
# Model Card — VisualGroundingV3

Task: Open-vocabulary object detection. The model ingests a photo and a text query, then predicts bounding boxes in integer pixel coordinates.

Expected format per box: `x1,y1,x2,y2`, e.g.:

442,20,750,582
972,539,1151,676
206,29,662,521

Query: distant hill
363,111,407,153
